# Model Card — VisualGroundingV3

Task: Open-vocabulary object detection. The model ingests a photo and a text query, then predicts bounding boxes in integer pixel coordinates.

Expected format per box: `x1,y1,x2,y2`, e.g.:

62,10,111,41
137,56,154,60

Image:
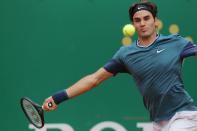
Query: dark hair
129,1,158,21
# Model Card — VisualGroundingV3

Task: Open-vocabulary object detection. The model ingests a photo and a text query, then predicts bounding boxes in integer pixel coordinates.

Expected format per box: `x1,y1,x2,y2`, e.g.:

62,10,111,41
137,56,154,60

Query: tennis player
42,1,197,130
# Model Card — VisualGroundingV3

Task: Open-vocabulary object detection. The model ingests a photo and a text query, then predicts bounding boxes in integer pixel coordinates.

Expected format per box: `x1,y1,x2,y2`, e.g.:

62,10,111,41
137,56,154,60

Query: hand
42,96,58,111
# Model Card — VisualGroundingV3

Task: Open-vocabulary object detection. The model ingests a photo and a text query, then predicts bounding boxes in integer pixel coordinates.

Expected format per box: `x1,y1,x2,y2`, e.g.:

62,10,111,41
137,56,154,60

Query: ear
155,17,162,30
155,17,159,26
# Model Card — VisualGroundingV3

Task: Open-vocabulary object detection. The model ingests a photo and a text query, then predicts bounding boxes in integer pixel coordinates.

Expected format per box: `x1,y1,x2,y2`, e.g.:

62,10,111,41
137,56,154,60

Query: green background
1,0,197,130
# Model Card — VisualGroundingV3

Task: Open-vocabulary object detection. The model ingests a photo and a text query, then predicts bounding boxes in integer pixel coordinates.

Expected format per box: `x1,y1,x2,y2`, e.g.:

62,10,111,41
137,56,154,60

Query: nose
140,20,145,26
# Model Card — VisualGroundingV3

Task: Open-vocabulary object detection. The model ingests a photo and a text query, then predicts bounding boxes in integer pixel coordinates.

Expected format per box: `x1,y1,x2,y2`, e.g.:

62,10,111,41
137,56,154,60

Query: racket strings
23,100,42,126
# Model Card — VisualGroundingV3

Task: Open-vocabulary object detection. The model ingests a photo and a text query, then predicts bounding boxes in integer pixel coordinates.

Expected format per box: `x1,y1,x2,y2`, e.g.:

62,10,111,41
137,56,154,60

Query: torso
117,34,197,121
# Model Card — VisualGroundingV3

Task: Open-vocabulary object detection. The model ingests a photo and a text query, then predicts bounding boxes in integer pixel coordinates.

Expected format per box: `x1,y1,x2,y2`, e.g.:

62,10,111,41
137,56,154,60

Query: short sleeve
103,47,128,76
180,42,197,58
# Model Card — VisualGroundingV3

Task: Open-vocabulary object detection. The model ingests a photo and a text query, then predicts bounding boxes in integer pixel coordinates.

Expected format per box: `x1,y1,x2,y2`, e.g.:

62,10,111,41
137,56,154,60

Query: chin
140,31,155,38
140,33,150,38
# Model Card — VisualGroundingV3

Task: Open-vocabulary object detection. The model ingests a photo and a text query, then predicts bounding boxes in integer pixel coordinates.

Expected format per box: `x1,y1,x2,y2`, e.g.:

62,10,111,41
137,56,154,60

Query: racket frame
20,97,44,128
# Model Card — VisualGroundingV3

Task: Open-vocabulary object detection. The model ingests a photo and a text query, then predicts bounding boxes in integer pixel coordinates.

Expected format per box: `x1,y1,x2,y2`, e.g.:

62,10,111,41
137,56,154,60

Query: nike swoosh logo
138,7,144,10
156,49,166,53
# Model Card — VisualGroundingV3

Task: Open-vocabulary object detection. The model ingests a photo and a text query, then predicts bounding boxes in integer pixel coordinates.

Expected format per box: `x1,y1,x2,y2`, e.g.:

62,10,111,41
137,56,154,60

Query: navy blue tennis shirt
104,34,197,122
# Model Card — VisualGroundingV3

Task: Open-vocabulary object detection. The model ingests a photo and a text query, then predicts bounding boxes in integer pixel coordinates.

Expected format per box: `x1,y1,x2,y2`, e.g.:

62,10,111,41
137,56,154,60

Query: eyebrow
133,14,150,20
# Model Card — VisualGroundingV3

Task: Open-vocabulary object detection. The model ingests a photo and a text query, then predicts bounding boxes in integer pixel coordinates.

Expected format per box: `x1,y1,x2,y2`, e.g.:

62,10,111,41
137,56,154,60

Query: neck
138,32,157,47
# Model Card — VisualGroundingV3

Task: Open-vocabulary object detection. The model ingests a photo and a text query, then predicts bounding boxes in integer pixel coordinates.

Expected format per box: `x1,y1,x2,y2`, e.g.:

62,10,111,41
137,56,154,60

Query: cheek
148,22,156,30
133,24,140,31
135,27,141,33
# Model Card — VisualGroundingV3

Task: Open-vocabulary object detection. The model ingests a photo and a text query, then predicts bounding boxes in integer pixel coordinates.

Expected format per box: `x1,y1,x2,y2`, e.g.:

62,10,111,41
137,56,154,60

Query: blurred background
1,0,197,130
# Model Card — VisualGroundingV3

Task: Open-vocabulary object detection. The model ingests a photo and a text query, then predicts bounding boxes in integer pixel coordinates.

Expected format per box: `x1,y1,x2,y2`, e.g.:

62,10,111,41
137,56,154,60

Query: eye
133,18,141,23
144,16,150,21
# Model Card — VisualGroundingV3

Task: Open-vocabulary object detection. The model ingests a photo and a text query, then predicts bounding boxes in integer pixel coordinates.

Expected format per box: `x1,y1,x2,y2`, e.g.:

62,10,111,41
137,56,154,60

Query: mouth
140,29,147,33
139,27,146,31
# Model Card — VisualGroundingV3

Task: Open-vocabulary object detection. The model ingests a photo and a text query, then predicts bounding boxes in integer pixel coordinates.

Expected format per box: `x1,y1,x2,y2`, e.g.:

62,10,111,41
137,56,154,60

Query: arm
42,68,113,111
66,68,113,98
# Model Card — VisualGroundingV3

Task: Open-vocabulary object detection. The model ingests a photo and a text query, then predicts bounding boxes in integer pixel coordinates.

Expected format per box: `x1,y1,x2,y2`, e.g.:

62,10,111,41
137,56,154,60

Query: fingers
42,96,58,112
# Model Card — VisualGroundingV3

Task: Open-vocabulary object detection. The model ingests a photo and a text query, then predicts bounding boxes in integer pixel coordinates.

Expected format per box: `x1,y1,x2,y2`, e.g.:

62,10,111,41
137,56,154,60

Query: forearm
66,74,100,98
66,68,113,99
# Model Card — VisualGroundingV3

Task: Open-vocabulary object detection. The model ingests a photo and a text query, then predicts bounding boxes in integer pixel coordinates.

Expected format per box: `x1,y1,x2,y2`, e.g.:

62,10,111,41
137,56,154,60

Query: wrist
52,90,69,105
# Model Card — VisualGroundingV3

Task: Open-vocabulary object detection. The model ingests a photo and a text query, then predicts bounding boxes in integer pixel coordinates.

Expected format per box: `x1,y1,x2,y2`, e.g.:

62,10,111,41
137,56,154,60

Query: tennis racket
20,97,53,128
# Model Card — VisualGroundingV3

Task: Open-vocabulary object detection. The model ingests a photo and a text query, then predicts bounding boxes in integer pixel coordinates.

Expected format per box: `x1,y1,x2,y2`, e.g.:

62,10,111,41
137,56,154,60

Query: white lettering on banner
29,122,153,131
137,123,153,131
90,121,127,131
29,123,74,131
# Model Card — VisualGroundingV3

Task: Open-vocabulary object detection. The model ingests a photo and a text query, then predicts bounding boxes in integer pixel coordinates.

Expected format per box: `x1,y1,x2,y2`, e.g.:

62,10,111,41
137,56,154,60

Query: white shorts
153,111,197,131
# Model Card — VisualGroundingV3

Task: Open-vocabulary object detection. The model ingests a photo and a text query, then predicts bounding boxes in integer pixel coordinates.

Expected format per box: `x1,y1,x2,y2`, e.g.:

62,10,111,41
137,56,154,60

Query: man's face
132,10,157,38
